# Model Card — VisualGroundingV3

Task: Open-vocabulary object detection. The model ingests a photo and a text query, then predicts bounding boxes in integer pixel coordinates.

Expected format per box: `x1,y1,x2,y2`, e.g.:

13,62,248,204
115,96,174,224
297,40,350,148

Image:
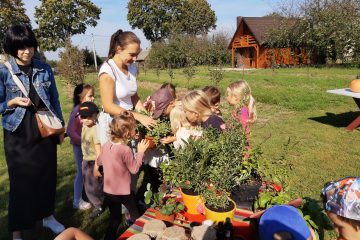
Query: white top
174,127,203,149
143,146,170,168
327,88,360,99
98,59,138,110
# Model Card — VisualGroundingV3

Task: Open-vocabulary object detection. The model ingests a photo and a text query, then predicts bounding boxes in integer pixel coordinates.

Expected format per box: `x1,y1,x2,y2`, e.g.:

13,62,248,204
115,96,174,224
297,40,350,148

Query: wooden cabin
229,17,309,68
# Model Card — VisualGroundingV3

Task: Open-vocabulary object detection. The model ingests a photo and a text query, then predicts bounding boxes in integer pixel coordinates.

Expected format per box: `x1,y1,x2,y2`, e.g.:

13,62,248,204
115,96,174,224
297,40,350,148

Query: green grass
0,66,359,239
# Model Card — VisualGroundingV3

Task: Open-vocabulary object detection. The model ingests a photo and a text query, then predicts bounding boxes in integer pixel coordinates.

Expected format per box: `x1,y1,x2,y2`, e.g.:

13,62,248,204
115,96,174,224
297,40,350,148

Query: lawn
0,66,359,239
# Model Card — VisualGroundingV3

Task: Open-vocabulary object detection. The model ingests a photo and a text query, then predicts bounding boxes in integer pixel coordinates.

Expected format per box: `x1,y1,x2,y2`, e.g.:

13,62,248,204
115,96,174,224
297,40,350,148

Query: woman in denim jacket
0,25,65,239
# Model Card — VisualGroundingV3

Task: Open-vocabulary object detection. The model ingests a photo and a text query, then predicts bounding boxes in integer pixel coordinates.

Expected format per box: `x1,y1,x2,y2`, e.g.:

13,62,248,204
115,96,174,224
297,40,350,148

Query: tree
0,0,30,50
83,47,103,67
58,42,85,86
267,0,360,64
127,0,216,42
178,0,217,36
34,0,101,51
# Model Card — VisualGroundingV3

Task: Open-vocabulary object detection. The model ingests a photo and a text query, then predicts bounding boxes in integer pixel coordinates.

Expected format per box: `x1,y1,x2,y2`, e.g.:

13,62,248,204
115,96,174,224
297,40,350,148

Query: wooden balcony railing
232,35,257,48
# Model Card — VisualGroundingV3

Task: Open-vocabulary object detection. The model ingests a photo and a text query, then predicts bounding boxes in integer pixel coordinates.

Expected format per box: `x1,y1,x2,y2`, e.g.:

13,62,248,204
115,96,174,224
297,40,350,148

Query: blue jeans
72,144,83,205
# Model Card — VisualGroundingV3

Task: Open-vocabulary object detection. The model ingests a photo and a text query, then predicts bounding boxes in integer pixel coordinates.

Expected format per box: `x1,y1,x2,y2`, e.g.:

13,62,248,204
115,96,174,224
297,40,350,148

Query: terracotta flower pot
154,209,175,223
204,199,236,224
350,79,360,93
145,136,156,149
180,188,203,215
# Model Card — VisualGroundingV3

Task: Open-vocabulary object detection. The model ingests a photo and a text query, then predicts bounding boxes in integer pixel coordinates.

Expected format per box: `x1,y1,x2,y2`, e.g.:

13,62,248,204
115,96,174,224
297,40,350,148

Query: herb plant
144,183,184,216
254,191,333,240
146,119,171,145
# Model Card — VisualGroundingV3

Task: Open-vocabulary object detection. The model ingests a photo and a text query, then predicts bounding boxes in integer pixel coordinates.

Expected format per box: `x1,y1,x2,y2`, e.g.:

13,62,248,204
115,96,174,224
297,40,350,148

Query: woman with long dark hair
98,29,156,145
0,25,65,239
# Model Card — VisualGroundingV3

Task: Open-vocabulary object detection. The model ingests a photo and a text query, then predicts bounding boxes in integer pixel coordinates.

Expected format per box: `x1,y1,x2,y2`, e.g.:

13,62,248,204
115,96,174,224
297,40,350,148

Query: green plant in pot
144,183,184,222
160,136,214,214
146,119,171,146
200,121,260,222
135,110,171,149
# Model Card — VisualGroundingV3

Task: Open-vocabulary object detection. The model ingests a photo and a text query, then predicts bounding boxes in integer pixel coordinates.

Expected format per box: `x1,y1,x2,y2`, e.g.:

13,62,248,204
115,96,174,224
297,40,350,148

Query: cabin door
249,47,256,68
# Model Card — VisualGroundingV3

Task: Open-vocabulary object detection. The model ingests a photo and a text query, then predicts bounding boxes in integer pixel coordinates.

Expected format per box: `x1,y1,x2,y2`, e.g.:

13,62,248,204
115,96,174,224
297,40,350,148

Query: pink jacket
97,142,144,195
232,106,250,136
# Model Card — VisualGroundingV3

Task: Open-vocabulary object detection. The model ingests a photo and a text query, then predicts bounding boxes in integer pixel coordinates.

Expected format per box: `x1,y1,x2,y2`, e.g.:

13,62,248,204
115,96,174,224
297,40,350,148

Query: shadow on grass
308,111,360,128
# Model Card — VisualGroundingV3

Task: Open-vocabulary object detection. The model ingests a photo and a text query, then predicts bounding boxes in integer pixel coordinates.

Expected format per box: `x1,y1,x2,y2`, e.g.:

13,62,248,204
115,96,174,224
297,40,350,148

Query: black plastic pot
231,183,261,210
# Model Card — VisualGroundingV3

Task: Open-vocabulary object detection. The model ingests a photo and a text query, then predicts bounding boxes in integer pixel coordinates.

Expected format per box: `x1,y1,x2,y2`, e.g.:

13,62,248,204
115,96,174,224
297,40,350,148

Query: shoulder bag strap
3,61,29,98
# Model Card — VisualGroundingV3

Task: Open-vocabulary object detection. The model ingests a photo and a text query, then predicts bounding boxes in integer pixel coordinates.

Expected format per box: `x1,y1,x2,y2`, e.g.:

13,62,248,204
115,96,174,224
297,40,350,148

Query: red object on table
118,208,256,240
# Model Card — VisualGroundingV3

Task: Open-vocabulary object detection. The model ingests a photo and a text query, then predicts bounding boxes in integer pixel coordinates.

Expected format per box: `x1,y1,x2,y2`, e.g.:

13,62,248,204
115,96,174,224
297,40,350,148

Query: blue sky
24,0,275,60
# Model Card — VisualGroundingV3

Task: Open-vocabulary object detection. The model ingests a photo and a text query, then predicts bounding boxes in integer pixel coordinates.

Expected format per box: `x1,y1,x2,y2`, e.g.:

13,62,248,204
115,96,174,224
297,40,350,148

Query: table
118,208,255,240
327,88,360,131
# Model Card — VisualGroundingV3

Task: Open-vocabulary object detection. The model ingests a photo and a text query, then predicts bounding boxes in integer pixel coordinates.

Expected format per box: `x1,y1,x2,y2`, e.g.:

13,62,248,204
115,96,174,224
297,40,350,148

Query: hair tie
115,29,123,37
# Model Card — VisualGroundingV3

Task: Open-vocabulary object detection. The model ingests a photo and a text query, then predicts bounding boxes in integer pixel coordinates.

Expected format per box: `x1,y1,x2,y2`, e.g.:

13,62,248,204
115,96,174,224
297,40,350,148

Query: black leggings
104,192,140,240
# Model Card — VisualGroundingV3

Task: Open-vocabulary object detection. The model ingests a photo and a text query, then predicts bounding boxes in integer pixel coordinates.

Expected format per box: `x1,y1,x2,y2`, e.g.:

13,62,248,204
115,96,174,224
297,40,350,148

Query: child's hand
93,164,102,178
160,136,176,144
137,139,150,153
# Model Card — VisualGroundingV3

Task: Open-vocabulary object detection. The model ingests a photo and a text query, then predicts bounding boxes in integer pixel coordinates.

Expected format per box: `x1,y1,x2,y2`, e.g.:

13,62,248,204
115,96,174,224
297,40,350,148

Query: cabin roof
229,17,282,48
136,49,150,61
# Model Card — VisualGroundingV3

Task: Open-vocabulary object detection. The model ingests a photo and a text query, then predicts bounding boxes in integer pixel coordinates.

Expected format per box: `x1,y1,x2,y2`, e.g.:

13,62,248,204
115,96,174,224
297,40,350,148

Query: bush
58,42,85,86
146,33,231,69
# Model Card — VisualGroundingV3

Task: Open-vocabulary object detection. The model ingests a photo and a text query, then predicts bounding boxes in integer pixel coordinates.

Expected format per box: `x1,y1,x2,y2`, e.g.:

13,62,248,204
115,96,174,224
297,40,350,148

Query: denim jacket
0,56,64,132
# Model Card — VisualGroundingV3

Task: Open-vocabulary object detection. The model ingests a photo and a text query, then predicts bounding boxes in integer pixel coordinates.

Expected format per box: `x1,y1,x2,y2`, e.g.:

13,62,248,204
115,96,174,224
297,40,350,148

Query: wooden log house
229,17,308,68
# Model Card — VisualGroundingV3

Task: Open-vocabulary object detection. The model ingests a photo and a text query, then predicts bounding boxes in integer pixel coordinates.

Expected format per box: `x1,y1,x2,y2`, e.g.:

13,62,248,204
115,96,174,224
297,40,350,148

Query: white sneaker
73,199,91,210
42,215,65,234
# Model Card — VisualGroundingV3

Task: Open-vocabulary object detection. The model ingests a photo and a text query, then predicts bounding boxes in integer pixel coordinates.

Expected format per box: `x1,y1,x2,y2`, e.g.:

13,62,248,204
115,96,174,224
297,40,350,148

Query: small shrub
58,41,85,86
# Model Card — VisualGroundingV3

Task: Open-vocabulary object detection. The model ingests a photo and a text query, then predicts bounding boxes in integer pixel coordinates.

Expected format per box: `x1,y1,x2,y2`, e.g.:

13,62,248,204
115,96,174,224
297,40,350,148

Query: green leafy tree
83,47,103,67
178,0,217,36
58,42,85,86
34,0,101,51
0,0,30,50
127,0,216,42
267,0,360,64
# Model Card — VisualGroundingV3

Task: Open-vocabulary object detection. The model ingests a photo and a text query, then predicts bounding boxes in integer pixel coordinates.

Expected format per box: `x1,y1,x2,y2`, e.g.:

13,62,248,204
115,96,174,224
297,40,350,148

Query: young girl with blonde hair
182,90,225,131
97,111,149,240
226,80,257,135
170,101,202,149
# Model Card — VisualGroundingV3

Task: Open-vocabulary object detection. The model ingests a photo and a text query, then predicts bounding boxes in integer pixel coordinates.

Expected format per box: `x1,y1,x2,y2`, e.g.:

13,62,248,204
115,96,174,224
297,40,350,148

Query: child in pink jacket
97,111,149,240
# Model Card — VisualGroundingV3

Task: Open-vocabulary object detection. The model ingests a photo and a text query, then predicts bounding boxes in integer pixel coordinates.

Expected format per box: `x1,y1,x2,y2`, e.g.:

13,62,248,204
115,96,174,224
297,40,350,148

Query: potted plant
135,110,171,149
160,136,212,214
144,183,184,223
199,120,260,223
146,119,171,148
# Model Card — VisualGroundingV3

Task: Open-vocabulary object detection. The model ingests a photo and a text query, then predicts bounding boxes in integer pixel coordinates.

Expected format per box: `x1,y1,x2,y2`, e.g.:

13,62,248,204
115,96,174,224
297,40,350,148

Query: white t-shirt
174,127,203,149
98,59,138,110
97,59,138,145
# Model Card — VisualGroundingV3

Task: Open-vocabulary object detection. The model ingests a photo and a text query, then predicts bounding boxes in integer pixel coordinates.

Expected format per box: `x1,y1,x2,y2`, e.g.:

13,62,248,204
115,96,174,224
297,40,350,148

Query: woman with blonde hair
182,90,225,131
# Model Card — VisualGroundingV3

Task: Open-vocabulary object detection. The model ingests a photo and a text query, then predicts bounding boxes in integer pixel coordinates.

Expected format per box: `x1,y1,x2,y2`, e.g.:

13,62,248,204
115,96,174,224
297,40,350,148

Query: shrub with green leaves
161,135,215,194
201,121,260,209
163,118,261,210
254,191,333,239
144,184,184,216
146,119,171,145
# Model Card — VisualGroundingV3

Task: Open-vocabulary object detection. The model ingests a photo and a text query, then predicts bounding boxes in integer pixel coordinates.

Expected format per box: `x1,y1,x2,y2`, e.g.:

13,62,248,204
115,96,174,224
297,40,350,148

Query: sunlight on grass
0,66,358,239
